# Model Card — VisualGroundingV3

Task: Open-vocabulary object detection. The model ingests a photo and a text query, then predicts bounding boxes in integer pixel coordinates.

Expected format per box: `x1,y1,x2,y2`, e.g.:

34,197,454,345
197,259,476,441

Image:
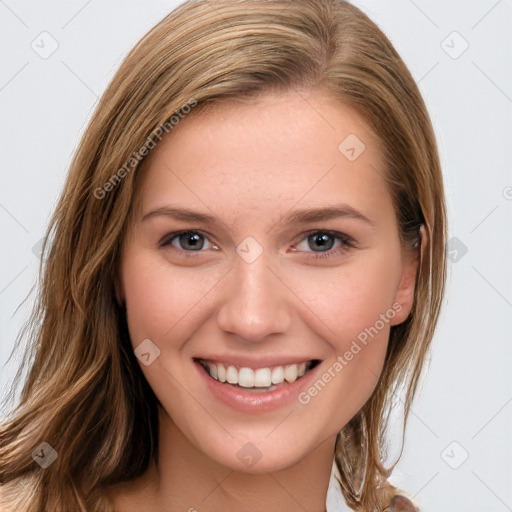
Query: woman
0,1,446,510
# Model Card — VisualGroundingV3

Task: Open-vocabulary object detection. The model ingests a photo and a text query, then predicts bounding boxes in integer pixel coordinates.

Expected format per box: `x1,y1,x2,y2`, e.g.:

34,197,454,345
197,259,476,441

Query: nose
215,251,292,343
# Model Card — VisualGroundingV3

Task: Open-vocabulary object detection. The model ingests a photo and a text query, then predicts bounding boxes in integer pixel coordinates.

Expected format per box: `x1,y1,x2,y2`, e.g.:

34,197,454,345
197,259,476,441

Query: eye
160,230,217,254
292,230,355,260
159,229,355,261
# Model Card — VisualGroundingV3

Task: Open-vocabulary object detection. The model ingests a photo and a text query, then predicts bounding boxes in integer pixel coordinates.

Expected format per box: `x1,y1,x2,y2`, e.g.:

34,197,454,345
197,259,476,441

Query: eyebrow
141,204,375,227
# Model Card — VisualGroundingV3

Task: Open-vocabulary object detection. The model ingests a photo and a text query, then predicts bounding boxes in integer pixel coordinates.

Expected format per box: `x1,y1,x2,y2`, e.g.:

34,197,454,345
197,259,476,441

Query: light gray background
1,1,511,511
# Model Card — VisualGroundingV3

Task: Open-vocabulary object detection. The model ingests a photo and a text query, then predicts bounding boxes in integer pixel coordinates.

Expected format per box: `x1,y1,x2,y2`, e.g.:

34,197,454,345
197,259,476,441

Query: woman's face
118,90,418,473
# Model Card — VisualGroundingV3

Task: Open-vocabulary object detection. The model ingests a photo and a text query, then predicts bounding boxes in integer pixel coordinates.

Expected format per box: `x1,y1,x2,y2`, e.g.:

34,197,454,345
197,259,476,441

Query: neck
112,407,336,512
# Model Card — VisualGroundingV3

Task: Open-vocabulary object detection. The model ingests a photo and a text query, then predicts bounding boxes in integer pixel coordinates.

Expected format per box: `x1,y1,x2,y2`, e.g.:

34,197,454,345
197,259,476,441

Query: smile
198,359,319,392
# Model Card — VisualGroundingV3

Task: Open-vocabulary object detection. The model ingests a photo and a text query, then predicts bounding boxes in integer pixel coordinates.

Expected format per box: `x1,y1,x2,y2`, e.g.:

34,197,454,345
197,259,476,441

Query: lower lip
193,360,322,413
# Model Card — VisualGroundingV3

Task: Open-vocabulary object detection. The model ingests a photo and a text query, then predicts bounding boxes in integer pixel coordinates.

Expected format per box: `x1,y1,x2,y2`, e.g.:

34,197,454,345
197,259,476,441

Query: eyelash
159,230,355,261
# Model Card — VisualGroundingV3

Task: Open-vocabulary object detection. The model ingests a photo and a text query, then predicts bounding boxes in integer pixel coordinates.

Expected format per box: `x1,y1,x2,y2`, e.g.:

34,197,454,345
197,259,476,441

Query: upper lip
193,355,321,368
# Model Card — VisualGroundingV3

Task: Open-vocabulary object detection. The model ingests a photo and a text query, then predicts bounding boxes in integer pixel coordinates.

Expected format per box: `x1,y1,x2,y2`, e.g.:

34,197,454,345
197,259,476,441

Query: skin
112,89,420,512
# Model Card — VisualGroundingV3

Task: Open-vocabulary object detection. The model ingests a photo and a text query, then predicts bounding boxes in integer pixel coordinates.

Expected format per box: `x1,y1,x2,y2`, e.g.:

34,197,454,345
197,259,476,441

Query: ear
390,224,427,326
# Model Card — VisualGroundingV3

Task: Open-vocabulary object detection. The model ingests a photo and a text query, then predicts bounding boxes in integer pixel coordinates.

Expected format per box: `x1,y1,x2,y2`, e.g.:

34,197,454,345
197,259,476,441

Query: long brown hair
0,1,447,510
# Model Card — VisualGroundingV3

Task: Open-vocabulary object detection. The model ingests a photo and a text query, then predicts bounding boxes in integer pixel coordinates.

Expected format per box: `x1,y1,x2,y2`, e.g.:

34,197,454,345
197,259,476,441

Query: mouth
195,358,322,393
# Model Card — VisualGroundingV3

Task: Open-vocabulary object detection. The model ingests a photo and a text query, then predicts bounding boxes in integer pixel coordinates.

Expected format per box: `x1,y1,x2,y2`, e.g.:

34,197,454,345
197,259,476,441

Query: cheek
120,250,224,346
284,250,403,415
292,258,400,424
283,250,402,347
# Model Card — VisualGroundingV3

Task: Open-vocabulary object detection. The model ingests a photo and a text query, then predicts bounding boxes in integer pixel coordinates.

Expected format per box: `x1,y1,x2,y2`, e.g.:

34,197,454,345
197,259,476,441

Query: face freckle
119,89,419,475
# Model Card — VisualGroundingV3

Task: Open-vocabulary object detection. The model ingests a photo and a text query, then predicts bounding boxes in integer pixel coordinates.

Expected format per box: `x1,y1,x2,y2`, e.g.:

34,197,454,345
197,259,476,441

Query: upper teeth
200,360,312,388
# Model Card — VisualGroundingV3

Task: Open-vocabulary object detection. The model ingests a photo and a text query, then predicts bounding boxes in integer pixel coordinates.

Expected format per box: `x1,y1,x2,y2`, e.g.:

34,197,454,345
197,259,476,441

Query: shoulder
386,493,420,512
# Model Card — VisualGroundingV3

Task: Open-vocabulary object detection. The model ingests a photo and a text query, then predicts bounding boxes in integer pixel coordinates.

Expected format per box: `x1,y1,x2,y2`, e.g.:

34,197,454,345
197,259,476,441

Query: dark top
387,494,420,511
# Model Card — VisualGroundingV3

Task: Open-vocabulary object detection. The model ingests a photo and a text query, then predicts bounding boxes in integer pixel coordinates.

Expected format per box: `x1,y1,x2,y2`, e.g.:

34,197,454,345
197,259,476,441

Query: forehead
134,90,391,229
